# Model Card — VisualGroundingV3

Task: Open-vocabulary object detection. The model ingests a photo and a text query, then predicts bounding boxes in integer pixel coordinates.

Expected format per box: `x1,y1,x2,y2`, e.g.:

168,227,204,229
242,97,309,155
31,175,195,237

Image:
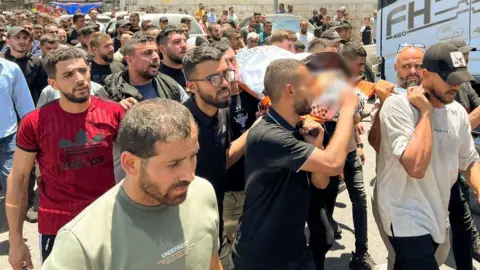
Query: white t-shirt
377,94,479,244
296,32,315,48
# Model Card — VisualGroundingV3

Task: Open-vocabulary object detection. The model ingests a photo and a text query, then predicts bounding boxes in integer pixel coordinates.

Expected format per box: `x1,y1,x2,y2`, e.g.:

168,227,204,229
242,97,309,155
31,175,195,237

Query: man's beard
100,53,113,63
197,85,231,109
12,45,27,54
138,62,159,79
61,84,90,103
166,50,185,65
431,88,456,105
294,96,312,116
301,29,307,34
139,167,190,206
396,73,421,89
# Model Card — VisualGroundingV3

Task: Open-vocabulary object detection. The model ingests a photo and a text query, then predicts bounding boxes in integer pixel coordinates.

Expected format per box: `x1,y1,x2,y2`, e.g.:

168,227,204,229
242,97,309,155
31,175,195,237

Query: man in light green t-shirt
43,99,222,270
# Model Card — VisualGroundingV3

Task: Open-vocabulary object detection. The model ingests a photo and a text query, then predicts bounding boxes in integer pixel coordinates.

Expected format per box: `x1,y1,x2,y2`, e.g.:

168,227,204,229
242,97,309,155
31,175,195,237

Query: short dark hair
89,33,111,49
73,14,85,23
129,13,140,19
207,23,219,33
229,7,234,11
263,20,272,26
183,46,224,80
43,47,87,78
210,39,232,53
124,35,156,56
143,26,161,38
181,17,191,23
33,24,43,30
308,38,339,53
264,59,303,103
88,8,97,15
270,29,297,43
40,33,59,46
156,27,185,46
222,27,239,39
18,19,32,26
141,19,152,30
118,99,197,159
341,42,367,60
295,41,305,50
253,12,261,17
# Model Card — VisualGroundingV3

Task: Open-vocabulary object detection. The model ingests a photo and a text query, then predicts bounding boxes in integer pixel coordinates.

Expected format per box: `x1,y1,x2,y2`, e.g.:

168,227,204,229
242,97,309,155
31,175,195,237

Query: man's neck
9,49,26,59
128,69,153,86
194,93,218,117
94,57,108,65
163,57,182,69
270,104,300,128
58,96,91,114
427,91,446,109
300,31,307,36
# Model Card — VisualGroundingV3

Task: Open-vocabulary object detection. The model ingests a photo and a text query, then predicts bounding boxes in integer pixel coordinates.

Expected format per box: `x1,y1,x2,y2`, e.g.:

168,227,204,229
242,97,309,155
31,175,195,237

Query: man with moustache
207,23,221,43
97,35,188,108
183,45,250,268
90,33,125,86
42,99,223,270
6,47,125,269
375,42,480,269
157,28,188,88
233,57,359,270
39,33,59,58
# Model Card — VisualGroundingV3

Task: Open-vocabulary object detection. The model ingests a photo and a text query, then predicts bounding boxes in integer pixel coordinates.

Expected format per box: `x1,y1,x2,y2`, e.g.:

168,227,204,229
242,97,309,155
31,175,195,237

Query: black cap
116,19,131,28
79,25,97,36
7,26,30,38
447,39,477,54
320,28,342,41
159,16,168,23
423,42,475,85
327,20,342,30
339,21,352,29
303,52,352,77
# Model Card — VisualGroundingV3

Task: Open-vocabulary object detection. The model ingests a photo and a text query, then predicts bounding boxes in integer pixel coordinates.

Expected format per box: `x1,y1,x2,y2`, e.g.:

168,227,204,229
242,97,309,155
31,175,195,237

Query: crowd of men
1,5,480,270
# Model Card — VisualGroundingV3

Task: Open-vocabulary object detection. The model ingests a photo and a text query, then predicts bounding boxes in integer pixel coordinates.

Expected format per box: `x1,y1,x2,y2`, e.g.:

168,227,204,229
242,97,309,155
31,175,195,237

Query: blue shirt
135,82,159,100
31,40,42,57
0,58,34,138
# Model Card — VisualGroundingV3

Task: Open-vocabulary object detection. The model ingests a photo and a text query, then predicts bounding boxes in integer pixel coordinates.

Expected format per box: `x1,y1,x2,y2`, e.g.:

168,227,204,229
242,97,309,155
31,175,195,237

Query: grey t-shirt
42,177,219,270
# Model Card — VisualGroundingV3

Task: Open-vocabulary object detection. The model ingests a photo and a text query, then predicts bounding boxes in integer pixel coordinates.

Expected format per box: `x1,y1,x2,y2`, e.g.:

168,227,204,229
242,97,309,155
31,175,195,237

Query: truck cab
376,0,479,86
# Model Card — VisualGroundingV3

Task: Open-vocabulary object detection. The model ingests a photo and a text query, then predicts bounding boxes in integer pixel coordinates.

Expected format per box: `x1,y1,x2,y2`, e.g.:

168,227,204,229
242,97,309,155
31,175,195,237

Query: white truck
375,0,479,89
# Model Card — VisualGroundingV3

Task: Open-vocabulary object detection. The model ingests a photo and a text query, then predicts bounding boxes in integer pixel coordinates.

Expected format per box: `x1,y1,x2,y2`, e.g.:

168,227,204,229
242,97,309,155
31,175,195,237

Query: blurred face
160,21,168,29
288,6,293,12
130,15,139,27
337,11,343,18
221,14,228,22
279,4,284,10
247,38,258,48
131,130,199,206
274,39,296,53
229,33,243,50
16,14,26,21
292,66,315,115
48,58,91,103
126,42,160,79
364,18,371,25
394,48,424,88
229,8,234,13
161,32,187,65
44,25,59,36
119,25,129,35
224,48,238,74
89,10,98,20
324,16,331,24
209,25,221,40
254,15,261,25
120,33,132,47
76,17,85,28
94,37,114,63
300,21,308,34
185,20,191,30
347,56,366,76
189,57,232,108
264,23,272,34
8,32,29,53
422,71,460,104
464,52,470,64
58,29,67,44
21,23,33,33
338,28,352,41
41,41,59,57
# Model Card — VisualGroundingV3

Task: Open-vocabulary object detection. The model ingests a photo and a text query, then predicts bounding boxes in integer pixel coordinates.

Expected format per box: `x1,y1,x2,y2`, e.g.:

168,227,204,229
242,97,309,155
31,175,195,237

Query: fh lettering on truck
386,0,470,40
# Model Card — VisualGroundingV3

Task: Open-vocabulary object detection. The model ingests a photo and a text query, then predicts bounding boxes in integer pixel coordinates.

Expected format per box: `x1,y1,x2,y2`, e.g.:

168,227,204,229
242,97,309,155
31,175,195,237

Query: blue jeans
0,133,16,189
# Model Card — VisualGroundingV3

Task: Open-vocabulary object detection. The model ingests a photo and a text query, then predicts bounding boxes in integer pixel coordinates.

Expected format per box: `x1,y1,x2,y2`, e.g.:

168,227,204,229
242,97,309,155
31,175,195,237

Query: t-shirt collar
184,95,216,126
266,108,296,133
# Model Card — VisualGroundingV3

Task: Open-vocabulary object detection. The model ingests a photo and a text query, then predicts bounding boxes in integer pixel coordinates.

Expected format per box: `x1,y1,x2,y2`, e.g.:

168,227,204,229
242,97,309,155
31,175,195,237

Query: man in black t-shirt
90,33,125,85
157,27,188,88
232,56,359,270
359,17,372,45
67,14,85,46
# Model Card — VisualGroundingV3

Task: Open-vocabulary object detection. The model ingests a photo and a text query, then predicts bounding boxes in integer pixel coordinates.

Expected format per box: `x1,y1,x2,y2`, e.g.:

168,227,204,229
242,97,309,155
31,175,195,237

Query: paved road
0,116,479,269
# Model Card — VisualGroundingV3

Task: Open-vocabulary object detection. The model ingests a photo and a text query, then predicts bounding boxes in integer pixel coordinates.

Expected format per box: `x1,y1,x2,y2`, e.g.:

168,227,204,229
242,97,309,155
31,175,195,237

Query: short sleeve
360,26,366,32
42,230,92,270
458,111,480,171
16,113,39,152
257,128,315,172
380,96,416,159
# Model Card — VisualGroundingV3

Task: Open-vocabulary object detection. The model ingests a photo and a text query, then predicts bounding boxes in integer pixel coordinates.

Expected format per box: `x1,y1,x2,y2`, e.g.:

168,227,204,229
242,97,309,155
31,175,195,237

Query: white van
376,0,479,88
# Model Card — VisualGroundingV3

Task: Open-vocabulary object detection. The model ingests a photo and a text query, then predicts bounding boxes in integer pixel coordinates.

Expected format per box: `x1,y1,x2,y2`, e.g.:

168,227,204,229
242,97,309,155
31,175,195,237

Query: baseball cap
116,19,131,28
339,21,352,29
159,16,168,23
320,28,342,41
423,42,475,85
7,26,30,38
79,25,97,36
447,39,477,54
303,51,352,77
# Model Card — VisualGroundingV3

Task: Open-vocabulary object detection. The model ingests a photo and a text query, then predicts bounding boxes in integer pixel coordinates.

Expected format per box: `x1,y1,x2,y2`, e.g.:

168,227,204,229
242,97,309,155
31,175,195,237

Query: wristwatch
357,143,364,149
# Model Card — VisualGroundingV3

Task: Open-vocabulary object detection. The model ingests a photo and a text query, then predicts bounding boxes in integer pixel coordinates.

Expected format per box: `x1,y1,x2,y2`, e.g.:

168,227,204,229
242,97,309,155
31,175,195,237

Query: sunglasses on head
397,43,426,53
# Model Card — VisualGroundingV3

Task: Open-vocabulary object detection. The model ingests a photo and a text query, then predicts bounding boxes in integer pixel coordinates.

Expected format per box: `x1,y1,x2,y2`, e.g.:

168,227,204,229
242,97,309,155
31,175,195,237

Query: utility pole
273,0,278,13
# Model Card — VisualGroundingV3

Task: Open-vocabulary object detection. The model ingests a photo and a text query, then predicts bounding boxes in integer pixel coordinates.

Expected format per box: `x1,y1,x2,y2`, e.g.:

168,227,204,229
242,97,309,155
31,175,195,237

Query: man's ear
186,81,197,94
284,84,294,100
48,77,59,90
393,62,397,72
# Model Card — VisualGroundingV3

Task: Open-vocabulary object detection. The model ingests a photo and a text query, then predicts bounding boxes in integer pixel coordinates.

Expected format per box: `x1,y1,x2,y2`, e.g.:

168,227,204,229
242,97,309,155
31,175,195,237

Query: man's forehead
136,42,157,51
57,58,87,69
397,48,424,62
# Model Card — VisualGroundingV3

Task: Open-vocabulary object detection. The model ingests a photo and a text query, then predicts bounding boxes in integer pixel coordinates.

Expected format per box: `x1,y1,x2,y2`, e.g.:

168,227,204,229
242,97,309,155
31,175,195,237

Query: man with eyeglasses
372,42,480,269
183,45,251,268
157,27,188,88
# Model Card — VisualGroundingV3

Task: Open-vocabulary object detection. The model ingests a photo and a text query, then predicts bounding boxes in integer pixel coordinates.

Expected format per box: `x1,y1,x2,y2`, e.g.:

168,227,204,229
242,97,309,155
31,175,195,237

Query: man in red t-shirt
6,47,125,269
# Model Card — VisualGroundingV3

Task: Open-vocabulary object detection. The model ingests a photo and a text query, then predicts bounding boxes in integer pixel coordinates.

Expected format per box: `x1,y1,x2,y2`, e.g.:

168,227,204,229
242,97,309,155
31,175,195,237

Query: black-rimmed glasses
190,69,235,87
397,43,426,53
